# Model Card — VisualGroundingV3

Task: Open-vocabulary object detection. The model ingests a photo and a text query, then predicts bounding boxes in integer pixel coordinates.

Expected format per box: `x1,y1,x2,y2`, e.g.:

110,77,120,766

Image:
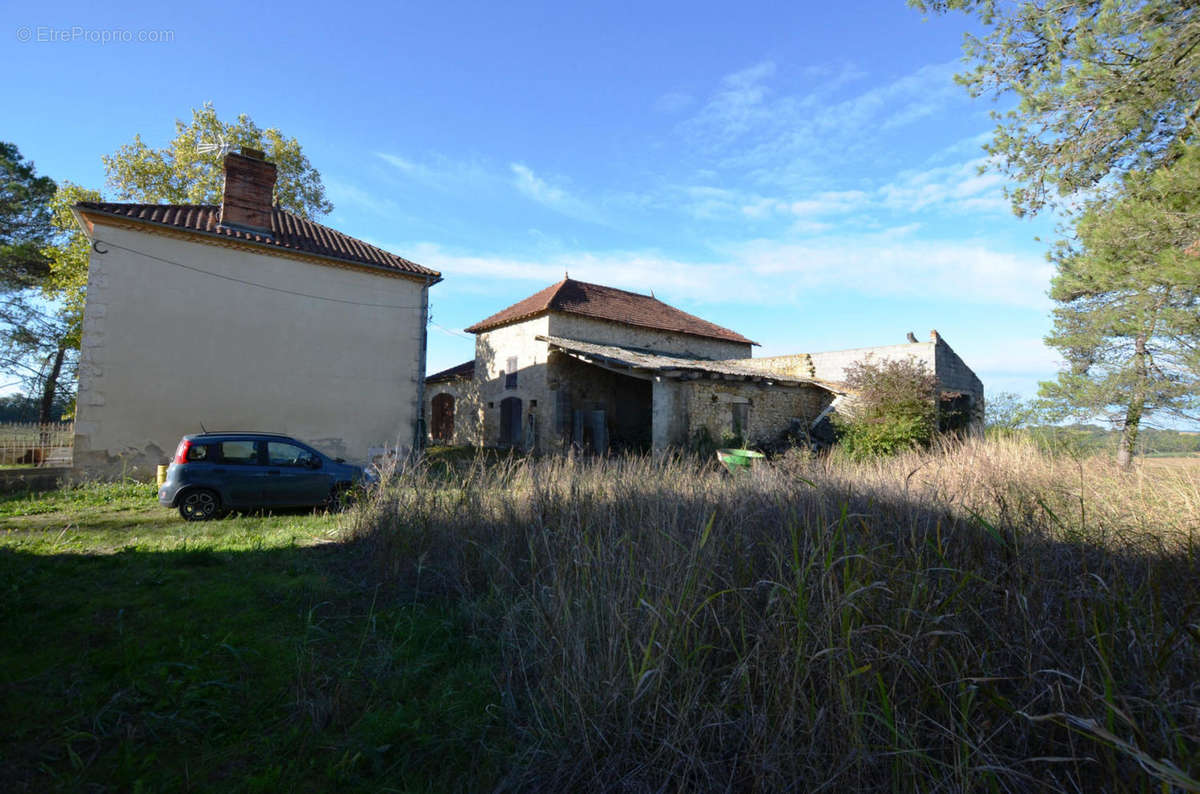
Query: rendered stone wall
74,223,430,476
551,314,752,360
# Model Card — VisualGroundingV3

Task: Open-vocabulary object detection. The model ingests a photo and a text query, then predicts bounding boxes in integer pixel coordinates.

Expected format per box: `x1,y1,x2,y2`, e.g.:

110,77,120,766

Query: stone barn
424,360,475,446
428,278,984,454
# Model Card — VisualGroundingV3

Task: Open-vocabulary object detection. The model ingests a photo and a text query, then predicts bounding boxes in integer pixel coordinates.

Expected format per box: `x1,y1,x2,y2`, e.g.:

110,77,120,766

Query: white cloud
964,337,1063,376
683,61,778,149
323,178,405,217
509,163,600,223
681,60,964,187
401,233,1052,310
878,157,1009,213
376,151,493,192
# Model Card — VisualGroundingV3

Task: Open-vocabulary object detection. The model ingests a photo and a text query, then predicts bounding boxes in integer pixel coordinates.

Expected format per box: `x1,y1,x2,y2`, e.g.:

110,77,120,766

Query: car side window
186,444,210,461
219,440,259,465
267,442,317,467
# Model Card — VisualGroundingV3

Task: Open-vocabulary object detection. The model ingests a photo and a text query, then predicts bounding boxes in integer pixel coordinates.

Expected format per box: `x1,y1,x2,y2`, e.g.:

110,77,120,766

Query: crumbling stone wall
684,380,833,448
727,332,984,435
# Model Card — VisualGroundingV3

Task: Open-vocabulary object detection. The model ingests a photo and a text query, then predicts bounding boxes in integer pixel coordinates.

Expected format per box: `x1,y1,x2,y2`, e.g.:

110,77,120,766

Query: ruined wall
933,333,986,432
684,380,833,447
550,314,752,360
805,342,936,384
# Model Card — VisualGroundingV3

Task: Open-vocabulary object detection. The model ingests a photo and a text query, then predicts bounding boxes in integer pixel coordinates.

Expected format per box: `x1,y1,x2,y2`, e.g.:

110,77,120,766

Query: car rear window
186,444,210,461
219,441,259,465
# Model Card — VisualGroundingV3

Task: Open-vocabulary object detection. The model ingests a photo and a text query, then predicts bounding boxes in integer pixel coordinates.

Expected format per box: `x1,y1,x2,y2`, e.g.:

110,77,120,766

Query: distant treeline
994,424,1200,456
0,394,72,423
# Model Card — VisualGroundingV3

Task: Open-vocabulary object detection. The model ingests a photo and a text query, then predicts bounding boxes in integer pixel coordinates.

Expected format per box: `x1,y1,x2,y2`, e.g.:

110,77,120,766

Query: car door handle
267,469,281,476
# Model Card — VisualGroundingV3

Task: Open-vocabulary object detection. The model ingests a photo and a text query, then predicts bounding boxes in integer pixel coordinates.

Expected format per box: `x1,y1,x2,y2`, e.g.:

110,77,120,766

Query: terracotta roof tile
464,278,756,345
75,202,439,280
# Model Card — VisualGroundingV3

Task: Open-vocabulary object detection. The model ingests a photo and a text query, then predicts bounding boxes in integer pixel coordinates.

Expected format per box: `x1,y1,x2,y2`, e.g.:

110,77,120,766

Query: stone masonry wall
475,316,552,450
551,314,753,360
424,378,483,447
684,380,833,447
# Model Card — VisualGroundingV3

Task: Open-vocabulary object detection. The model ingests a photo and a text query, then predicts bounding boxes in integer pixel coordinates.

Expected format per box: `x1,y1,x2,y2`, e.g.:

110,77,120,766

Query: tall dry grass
348,437,1200,792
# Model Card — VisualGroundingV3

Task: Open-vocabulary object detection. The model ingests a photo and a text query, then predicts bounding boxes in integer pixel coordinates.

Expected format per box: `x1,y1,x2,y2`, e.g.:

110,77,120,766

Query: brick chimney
219,147,277,233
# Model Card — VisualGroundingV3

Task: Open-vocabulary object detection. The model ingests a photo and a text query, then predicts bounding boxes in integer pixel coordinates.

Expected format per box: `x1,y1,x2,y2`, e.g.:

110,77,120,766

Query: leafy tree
0,143,72,423
102,102,333,217
834,356,941,459
984,390,1038,434
0,142,56,292
912,0,1200,215
1038,146,1200,467
39,182,102,348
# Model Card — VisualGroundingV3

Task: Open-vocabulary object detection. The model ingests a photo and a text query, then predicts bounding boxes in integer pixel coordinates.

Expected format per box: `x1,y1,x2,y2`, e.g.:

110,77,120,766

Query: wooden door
431,393,455,442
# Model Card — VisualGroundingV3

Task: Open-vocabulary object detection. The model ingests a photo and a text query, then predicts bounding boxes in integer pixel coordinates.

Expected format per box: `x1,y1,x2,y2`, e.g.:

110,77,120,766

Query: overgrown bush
834,355,940,459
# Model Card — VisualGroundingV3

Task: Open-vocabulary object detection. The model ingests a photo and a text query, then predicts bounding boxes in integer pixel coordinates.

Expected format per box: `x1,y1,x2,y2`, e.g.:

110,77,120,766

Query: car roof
184,431,299,440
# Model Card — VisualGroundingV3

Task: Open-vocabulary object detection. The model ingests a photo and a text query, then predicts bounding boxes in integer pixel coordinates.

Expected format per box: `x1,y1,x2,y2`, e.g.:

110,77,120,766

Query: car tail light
173,439,192,464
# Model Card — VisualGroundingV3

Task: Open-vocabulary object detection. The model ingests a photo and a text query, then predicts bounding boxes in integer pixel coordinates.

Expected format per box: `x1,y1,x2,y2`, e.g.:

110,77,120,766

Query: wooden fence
0,422,74,467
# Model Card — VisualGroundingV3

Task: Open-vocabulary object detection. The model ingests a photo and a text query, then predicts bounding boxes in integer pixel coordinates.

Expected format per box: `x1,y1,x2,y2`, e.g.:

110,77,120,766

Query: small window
267,441,316,467
186,444,209,461
505,357,518,389
487,401,494,409
220,440,259,465
731,403,749,438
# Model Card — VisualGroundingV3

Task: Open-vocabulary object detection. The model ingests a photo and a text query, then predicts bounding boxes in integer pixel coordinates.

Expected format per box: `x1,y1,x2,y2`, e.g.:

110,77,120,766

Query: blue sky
4,0,1061,398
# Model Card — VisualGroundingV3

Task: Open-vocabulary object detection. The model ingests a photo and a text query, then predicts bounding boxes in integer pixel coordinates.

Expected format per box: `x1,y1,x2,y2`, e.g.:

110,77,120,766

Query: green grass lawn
0,483,504,793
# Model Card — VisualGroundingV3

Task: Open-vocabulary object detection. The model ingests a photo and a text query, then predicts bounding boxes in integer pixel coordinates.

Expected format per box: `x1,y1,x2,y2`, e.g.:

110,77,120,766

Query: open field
3,440,1199,792
1140,455,1200,472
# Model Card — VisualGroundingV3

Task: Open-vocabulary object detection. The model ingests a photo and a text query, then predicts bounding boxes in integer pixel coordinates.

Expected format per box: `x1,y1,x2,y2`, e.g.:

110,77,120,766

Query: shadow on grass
0,538,506,793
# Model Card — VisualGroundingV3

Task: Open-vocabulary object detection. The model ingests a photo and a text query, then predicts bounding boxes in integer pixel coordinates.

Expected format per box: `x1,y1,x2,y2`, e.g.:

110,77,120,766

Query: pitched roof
74,202,440,280
464,278,756,345
426,360,475,383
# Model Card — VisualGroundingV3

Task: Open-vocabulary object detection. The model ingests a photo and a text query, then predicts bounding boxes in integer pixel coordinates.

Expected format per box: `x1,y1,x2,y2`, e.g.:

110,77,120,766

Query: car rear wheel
179,489,222,521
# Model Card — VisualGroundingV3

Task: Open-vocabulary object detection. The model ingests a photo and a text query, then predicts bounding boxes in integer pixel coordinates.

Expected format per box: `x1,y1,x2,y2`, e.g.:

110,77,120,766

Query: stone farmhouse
424,278,983,454
71,148,440,474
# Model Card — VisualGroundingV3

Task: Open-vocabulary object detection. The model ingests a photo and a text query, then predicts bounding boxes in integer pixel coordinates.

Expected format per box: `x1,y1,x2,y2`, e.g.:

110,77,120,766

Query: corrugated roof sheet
465,278,756,345
75,202,439,279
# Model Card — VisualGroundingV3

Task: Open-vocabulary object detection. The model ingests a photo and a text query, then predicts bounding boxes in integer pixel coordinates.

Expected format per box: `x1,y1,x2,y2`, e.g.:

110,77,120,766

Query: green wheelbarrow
716,448,765,473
